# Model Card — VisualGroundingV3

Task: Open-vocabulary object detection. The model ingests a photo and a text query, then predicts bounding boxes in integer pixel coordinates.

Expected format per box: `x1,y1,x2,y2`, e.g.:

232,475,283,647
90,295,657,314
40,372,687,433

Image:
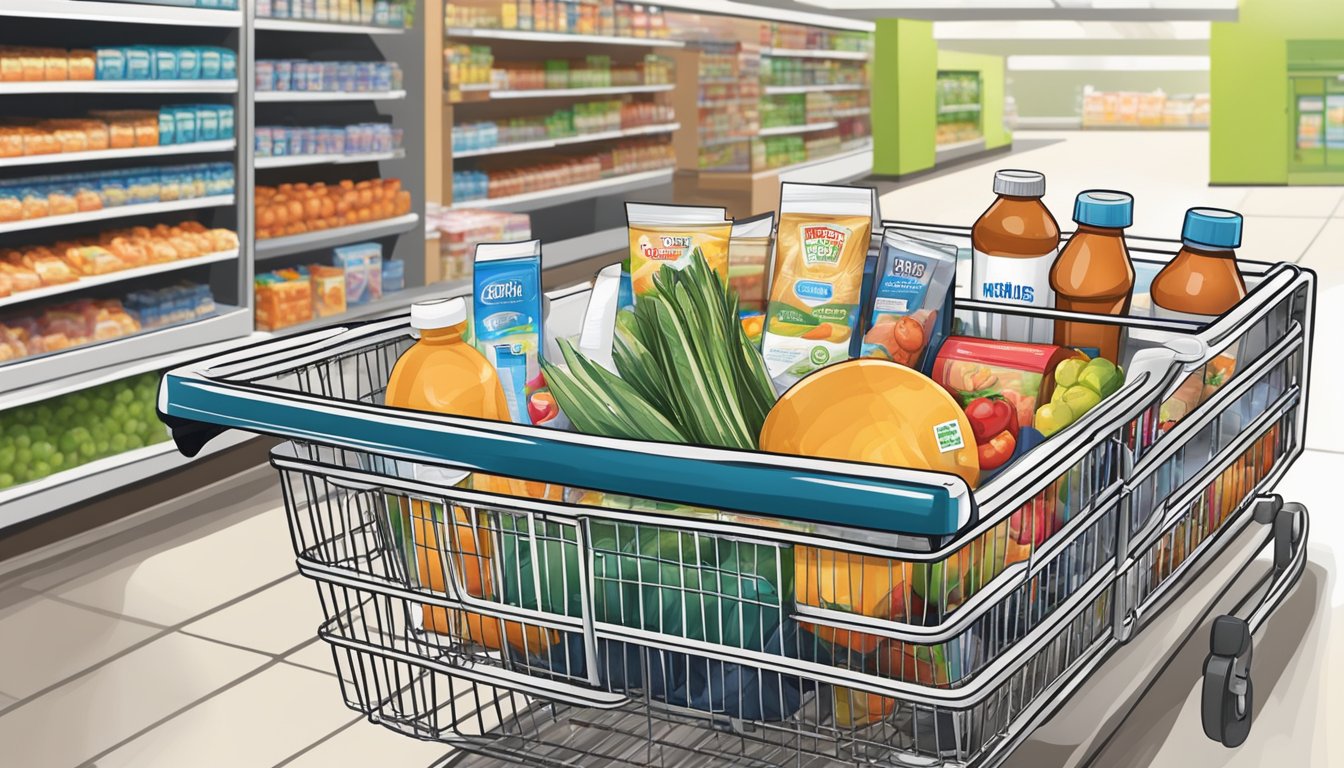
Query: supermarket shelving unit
441,20,686,277
0,1,254,529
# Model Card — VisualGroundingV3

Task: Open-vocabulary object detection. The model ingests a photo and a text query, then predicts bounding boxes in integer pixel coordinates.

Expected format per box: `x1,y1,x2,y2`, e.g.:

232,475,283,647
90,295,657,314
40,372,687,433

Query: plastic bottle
383,297,551,653
1150,207,1246,321
1050,191,1136,364
971,170,1061,343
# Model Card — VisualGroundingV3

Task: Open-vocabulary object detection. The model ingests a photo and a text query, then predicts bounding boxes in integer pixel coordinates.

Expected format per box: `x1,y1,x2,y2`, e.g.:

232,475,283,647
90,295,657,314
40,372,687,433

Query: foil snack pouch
624,202,731,303
761,183,875,392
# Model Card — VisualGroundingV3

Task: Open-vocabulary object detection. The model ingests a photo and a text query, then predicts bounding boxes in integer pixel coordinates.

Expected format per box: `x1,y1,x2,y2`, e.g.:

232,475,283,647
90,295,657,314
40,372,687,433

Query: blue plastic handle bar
162,373,973,538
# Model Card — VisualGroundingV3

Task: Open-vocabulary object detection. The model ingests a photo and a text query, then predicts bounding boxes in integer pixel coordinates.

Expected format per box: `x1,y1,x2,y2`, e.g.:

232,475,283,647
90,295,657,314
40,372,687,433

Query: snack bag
861,229,957,371
624,202,730,302
760,183,874,392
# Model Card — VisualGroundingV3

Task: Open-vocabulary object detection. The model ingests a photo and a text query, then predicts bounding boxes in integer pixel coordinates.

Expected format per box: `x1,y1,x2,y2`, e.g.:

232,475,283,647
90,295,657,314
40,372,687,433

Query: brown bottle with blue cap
1050,190,1136,364
1150,208,1246,321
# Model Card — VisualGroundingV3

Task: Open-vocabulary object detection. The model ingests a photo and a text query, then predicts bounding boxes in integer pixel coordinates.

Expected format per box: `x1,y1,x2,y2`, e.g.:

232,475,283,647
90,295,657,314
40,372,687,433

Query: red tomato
977,429,1017,471
965,396,1019,444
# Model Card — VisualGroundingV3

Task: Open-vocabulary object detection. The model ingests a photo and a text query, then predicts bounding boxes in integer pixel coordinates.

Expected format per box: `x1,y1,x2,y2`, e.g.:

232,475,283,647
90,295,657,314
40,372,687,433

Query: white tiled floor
0,130,1339,767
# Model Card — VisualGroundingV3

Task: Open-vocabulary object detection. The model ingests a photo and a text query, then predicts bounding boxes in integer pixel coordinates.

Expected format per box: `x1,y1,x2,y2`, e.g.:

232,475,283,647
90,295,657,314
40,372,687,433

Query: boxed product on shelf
309,264,348,318
332,242,383,305
0,221,237,298
446,0,666,38
446,45,494,89
425,206,530,281
0,372,171,490
254,178,411,240
766,23,871,54
92,46,236,81
255,269,314,331
452,138,675,202
258,0,411,27
0,47,95,82
451,98,674,152
0,163,234,224
381,258,404,293
761,58,866,87
256,59,404,93
490,53,671,91
123,283,216,329
254,122,400,158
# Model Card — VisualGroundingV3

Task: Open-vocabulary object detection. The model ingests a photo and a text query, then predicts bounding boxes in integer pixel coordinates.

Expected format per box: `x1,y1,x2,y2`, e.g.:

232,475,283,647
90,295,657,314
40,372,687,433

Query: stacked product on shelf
452,99,675,152
256,0,413,27
446,0,670,38
1,283,217,363
0,163,235,224
0,372,170,490
256,59,404,93
254,178,411,240
445,45,494,89
425,205,531,280
488,54,672,91
0,222,237,298
760,57,866,87
254,241,403,331
937,70,982,146
255,123,402,158
764,22,871,54
0,105,236,157
695,43,758,171
1,45,237,82
452,138,675,202
1082,87,1211,128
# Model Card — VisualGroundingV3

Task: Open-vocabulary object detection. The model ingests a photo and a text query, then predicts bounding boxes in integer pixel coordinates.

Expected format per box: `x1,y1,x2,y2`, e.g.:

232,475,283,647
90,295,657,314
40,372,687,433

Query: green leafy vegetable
541,250,775,450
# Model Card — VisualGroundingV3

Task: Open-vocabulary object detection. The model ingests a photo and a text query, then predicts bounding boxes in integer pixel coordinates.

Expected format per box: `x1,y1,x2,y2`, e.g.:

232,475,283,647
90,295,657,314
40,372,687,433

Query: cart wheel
1202,615,1253,747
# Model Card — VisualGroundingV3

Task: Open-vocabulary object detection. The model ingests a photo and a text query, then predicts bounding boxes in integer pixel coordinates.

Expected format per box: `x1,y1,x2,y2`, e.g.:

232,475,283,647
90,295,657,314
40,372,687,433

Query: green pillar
872,18,937,176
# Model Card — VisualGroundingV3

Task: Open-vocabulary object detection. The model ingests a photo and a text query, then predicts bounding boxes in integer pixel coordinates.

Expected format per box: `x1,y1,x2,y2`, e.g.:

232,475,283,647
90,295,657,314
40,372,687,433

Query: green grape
0,446,14,469
79,441,97,459
115,389,135,405
28,425,48,442
124,419,144,438
31,461,51,479
126,435,145,450
95,440,110,456
110,404,129,422
13,434,30,450
59,431,80,455
71,395,91,413
0,473,14,489
49,452,65,470
55,405,75,424
16,448,32,466
33,405,52,424
31,441,54,462
110,434,128,453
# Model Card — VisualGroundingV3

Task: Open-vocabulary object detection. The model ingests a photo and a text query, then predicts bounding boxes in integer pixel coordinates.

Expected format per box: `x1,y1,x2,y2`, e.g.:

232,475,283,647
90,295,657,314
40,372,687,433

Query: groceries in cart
364,175,1259,722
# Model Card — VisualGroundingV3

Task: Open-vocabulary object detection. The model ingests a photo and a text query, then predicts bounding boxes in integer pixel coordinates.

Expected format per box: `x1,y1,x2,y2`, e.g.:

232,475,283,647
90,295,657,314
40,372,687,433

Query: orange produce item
759,358,980,489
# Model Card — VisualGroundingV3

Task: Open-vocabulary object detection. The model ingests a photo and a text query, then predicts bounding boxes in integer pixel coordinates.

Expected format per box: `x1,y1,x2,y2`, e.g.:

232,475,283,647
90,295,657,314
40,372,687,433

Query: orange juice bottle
384,297,554,654
1050,191,1136,363
1150,208,1246,320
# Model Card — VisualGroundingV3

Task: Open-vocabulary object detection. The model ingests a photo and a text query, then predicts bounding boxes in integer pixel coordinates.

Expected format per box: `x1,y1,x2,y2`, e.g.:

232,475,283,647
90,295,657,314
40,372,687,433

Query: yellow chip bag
625,202,731,300
761,183,875,392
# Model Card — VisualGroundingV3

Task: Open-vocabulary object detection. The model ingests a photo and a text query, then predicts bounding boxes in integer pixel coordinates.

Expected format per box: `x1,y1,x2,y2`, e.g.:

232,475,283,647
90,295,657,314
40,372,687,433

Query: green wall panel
873,18,936,176
1210,0,1344,185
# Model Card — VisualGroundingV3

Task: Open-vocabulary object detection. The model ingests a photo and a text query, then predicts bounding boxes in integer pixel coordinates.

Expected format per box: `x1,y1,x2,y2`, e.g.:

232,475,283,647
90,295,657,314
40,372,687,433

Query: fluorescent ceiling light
1008,54,1210,70
933,20,1209,38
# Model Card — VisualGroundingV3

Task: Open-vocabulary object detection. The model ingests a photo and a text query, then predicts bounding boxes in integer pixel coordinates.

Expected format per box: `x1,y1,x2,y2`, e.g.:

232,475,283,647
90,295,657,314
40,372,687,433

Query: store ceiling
711,0,1238,22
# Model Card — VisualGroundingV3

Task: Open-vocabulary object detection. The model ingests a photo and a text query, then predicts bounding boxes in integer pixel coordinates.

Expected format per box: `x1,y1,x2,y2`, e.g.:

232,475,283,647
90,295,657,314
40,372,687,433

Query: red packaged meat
930,336,1086,431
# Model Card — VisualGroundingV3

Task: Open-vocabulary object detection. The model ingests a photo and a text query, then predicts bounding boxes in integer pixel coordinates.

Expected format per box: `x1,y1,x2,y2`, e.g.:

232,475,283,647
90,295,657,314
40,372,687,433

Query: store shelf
762,84,866,95
832,106,871,119
255,213,421,260
0,140,237,170
762,48,869,61
446,27,685,48
0,195,236,236
255,89,406,102
0,79,239,95
453,122,680,158
256,18,407,35
0,306,251,401
254,149,406,169
449,168,674,212
939,103,983,114
0,430,255,532
486,83,674,100
0,249,238,311
757,121,839,137
0,0,242,27
267,279,471,339
757,141,873,183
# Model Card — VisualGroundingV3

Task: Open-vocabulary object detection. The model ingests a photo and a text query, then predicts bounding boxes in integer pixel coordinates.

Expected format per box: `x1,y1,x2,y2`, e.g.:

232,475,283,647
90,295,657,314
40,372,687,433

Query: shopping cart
158,221,1314,768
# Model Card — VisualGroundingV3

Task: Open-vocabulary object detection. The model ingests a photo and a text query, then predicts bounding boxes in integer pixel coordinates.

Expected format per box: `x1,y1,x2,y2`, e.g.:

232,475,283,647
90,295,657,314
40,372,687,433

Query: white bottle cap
411,297,467,330
993,170,1046,198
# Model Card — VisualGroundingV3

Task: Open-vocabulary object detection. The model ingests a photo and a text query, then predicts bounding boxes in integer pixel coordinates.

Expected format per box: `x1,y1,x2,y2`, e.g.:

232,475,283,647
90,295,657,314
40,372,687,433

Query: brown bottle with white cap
971,170,1061,343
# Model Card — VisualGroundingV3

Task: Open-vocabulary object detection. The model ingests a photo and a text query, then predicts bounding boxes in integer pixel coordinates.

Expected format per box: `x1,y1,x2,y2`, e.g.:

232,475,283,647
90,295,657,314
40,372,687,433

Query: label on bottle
971,248,1057,343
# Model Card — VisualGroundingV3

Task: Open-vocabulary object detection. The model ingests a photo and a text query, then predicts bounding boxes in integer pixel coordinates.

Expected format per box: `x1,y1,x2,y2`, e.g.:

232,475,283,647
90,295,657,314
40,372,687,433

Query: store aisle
0,130,1338,767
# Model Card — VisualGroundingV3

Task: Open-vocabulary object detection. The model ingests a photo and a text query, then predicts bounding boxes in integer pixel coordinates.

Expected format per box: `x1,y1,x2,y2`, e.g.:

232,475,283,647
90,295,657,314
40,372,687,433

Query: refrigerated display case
1289,73,1344,179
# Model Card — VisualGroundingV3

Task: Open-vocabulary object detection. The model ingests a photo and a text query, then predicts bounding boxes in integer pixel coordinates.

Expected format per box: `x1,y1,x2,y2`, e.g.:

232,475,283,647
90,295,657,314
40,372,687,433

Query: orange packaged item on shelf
310,265,348,318
67,50,95,81
20,49,45,81
254,275,314,331
0,270,11,299
64,245,125,275
0,49,21,82
0,129,21,158
27,253,80,285
22,129,60,156
0,262,40,292
43,53,68,81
